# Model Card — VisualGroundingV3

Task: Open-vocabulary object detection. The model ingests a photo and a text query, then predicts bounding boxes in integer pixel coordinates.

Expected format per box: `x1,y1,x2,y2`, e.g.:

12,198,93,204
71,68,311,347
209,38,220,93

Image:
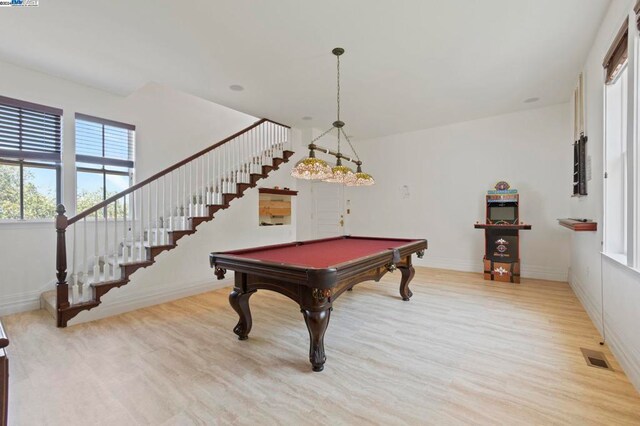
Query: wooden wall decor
258,188,297,226
558,218,597,232
474,182,531,283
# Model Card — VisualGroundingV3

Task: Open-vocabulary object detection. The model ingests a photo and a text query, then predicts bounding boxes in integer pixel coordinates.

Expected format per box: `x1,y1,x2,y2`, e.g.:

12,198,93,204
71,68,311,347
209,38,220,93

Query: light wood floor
3,268,640,425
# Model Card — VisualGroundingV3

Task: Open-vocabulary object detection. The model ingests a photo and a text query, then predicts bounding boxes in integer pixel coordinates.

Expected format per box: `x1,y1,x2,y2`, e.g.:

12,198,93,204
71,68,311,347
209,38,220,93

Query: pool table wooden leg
302,308,331,372
398,265,415,301
229,288,255,340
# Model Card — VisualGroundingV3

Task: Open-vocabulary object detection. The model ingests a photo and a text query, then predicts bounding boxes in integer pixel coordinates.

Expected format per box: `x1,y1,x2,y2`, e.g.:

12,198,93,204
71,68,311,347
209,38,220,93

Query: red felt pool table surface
229,237,419,268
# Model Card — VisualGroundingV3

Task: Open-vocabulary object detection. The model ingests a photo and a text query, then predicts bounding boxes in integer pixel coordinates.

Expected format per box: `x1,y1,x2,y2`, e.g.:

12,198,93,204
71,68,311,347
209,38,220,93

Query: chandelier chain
341,128,360,161
310,126,335,144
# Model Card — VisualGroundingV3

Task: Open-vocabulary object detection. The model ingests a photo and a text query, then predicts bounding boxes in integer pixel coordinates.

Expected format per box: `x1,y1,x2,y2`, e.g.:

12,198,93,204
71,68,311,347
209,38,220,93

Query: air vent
581,348,612,370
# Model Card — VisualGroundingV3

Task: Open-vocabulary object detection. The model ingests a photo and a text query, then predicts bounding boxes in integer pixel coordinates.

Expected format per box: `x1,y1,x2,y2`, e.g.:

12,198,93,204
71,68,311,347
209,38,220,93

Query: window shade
603,22,628,84
0,95,62,162
75,113,135,168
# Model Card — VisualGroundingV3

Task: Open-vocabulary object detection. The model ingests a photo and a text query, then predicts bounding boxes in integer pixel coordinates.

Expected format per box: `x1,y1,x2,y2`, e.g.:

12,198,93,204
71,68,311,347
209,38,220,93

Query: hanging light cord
336,52,341,154
337,52,341,123
336,49,360,162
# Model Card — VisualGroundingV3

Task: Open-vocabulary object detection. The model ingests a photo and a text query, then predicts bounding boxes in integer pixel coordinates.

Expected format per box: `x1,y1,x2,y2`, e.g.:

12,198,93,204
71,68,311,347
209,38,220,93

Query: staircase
46,119,293,327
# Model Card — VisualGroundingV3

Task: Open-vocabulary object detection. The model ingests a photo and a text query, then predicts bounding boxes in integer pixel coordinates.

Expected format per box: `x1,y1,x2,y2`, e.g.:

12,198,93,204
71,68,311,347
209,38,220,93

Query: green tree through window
0,164,56,219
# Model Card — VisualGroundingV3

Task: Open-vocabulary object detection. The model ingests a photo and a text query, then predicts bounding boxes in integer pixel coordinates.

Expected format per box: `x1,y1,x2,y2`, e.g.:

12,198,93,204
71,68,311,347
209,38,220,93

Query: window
602,12,638,267
75,113,135,216
604,64,628,258
0,95,62,220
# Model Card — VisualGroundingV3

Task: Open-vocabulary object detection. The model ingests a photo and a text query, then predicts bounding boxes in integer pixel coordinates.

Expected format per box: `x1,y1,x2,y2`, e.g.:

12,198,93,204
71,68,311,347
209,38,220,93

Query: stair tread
63,300,100,309
91,278,127,288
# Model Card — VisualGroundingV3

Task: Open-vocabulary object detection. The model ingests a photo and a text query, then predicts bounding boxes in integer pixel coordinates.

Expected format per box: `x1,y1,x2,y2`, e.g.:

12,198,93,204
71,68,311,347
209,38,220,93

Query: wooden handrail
67,118,290,226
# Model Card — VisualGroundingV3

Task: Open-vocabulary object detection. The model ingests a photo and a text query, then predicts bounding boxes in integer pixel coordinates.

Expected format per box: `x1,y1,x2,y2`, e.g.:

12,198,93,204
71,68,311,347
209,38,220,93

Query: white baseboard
0,290,41,317
0,280,55,317
520,264,568,282
569,272,640,394
68,277,233,326
418,256,478,273
418,256,567,282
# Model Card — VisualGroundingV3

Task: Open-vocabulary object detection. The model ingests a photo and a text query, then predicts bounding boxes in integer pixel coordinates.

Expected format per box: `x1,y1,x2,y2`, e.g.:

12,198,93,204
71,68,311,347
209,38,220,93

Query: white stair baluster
241,133,246,182
178,166,183,229
162,175,166,244
175,167,180,230
154,179,159,245
262,124,267,165
194,157,198,217
139,187,145,260
223,144,227,193
169,171,173,234
82,216,88,300
71,222,77,304
267,122,272,158
217,148,222,201
104,204,111,280
131,190,137,262
182,165,187,229
252,128,257,173
222,144,227,194
185,162,193,218
113,201,118,280
231,141,235,191
122,195,129,264
93,211,100,283
202,155,206,214
207,151,211,205
198,156,203,215
232,139,236,187
238,134,242,182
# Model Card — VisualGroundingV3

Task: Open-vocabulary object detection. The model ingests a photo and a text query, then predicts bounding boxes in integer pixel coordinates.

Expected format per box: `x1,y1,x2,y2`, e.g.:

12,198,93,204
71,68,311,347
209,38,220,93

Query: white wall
0,60,302,318
568,0,640,393
345,103,572,281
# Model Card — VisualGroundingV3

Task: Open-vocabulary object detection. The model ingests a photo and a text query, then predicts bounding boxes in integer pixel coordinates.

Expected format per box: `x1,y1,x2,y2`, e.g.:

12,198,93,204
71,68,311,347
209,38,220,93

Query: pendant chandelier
291,48,375,186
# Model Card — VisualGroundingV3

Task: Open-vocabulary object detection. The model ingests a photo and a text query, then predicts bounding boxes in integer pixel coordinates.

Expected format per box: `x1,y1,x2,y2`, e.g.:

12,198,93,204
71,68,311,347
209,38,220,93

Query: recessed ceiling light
229,84,244,91
524,97,540,103
301,116,313,121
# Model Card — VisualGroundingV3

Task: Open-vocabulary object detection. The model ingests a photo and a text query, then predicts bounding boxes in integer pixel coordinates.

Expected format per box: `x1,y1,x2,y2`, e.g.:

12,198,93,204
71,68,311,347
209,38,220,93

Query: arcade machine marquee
474,181,532,283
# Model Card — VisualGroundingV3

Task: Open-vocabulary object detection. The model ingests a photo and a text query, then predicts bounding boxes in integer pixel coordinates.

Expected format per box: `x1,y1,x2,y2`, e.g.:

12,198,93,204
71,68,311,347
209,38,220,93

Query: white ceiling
0,0,610,139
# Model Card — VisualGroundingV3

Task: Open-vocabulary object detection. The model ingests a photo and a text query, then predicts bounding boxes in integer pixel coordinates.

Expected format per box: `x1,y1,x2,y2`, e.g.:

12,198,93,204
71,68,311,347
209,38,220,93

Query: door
312,181,345,238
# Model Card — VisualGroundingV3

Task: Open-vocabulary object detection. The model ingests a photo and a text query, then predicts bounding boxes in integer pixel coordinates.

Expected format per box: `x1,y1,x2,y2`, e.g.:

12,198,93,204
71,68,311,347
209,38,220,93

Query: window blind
603,22,628,85
75,113,135,168
0,95,62,163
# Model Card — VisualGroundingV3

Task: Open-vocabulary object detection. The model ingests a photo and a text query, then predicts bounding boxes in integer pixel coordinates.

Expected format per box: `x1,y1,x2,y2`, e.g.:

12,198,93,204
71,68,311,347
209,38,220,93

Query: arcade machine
474,181,531,283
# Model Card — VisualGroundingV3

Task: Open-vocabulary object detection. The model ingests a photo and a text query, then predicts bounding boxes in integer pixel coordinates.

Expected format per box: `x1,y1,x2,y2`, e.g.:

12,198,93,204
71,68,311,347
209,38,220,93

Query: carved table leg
302,308,331,372
398,265,415,301
229,288,255,340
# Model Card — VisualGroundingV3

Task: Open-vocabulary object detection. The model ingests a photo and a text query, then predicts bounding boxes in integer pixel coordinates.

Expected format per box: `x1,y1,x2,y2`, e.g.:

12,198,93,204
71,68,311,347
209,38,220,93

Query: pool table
209,236,428,372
